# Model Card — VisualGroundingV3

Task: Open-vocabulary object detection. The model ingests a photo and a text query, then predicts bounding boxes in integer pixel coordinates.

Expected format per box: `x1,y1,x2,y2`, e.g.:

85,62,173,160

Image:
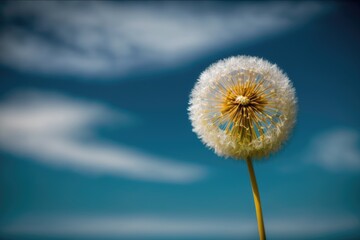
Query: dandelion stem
246,157,266,240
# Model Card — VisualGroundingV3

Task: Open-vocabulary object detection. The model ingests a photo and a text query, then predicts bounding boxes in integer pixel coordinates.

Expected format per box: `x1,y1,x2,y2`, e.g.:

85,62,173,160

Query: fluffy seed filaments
189,56,297,160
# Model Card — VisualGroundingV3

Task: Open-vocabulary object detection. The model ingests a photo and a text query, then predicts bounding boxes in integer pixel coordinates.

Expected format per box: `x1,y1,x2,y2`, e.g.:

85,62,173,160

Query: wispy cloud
306,129,360,171
1,214,358,238
0,90,206,183
0,1,328,77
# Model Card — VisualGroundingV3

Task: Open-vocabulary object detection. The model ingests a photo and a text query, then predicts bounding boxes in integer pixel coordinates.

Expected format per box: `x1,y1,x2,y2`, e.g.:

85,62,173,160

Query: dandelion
188,56,297,240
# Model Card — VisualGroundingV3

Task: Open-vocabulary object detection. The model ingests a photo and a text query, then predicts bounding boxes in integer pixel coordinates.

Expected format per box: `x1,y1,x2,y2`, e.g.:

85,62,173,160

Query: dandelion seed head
188,56,297,159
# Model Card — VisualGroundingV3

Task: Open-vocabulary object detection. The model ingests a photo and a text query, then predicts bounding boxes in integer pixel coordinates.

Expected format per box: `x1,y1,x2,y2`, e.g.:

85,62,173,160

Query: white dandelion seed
188,55,297,240
188,55,297,160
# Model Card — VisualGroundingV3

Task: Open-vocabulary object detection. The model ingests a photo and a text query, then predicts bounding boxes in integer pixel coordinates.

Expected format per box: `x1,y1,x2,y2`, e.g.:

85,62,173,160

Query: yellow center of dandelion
210,70,282,144
235,95,250,105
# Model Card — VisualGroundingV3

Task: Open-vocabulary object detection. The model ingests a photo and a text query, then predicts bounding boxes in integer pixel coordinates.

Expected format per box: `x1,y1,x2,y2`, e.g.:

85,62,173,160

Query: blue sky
0,1,359,239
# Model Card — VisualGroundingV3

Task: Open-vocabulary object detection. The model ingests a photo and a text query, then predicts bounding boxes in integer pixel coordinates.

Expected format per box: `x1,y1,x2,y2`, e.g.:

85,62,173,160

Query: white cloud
307,129,360,171
0,90,206,183
1,214,358,238
0,1,328,77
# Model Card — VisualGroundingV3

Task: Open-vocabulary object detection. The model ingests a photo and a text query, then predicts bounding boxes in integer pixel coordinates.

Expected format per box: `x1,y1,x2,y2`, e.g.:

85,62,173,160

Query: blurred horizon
0,1,359,239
